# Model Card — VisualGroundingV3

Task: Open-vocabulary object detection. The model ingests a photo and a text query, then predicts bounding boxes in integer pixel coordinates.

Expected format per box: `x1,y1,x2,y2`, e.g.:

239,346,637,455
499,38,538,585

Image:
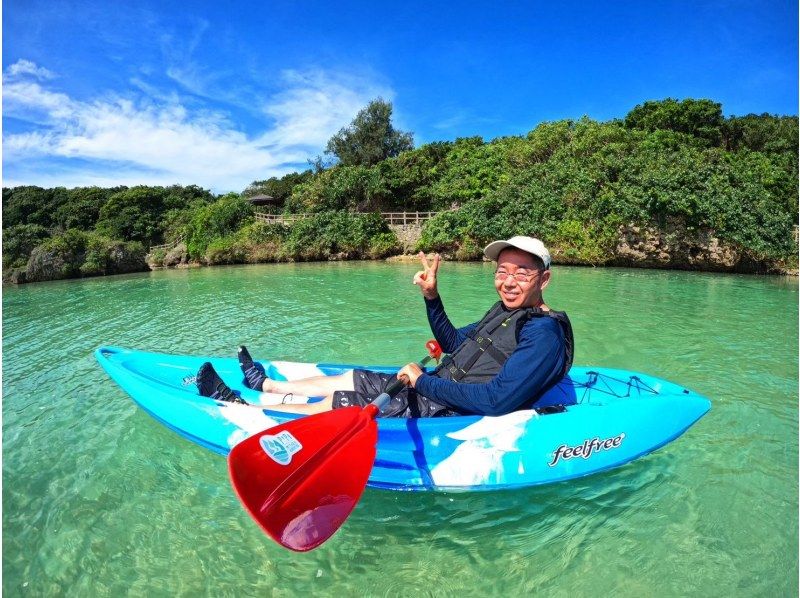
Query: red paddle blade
228,406,378,552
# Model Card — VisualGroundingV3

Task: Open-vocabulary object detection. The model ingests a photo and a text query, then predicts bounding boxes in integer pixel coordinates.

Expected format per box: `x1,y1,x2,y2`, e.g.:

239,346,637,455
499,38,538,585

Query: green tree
624,98,724,146
2,186,64,229
95,187,168,245
3,223,50,268
376,141,452,210
428,136,515,208
243,171,313,203
286,165,386,213
162,184,215,210
722,114,799,153
54,187,112,231
325,99,414,167
93,185,215,246
184,193,254,258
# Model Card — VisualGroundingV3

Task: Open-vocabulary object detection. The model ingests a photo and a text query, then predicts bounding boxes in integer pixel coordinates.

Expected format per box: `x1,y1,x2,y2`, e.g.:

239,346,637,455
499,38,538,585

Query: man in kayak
196,235,573,417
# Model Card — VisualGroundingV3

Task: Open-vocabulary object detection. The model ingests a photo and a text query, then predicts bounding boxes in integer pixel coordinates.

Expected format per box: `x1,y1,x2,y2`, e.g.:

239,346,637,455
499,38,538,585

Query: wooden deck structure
253,210,439,227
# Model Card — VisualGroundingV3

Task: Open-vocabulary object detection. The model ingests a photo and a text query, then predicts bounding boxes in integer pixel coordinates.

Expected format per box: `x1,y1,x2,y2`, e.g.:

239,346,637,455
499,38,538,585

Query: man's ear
539,269,552,291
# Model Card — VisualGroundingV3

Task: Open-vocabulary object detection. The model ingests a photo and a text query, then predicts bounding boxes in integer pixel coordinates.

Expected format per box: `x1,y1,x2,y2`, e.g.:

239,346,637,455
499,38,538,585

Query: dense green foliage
184,193,255,258
3,98,797,282
95,185,215,245
324,99,414,167
3,223,50,269
187,212,398,266
624,98,725,146
277,101,797,268
2,184,213,281
280,212,397,260
243,170,313,202
417,115,798,265
24,229,146,282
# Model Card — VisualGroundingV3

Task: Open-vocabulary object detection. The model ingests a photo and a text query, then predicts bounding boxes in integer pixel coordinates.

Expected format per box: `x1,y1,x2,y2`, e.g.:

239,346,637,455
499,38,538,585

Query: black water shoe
196,362,247,405
238,345,267,391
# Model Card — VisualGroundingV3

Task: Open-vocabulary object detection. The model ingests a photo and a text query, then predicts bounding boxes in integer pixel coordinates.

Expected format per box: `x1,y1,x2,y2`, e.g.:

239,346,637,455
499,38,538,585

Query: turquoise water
3,262,798,596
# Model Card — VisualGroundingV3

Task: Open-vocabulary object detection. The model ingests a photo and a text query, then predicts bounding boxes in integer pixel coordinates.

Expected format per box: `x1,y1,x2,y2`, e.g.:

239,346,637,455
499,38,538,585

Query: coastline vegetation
3,98,797,283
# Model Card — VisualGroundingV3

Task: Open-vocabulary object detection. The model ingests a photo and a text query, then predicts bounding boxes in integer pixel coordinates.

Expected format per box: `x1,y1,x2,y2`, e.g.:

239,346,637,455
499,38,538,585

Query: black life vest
433,301,574,384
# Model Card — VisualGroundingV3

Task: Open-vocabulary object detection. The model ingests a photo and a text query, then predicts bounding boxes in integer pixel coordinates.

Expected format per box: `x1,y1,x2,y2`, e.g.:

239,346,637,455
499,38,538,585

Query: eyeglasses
494,269,541,283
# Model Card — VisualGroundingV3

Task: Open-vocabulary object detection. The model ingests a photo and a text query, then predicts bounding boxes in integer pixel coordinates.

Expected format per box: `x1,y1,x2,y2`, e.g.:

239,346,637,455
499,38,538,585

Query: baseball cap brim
483,236,551,269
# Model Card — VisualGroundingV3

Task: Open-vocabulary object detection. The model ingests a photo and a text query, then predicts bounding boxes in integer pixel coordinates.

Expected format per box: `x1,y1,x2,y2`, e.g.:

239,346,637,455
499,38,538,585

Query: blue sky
3,0,797,192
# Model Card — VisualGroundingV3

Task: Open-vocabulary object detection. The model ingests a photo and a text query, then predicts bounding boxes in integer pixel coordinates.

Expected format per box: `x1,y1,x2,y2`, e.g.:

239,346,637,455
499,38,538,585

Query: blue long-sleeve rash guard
415,296,566,416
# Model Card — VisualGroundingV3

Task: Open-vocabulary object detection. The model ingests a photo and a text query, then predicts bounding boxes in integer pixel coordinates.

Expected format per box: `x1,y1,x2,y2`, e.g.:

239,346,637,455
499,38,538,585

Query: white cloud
3,61,394,192
258,69,394,149
4,59,56,81
4,80,76,122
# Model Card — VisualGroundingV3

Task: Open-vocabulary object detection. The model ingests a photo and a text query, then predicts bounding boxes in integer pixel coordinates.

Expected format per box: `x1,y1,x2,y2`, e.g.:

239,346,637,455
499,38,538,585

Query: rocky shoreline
606,223,797,275
5,226,797,284
391,223,798,275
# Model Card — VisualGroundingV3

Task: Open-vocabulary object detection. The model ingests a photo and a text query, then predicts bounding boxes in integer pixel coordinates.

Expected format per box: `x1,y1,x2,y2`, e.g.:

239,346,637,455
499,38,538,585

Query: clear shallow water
3,262,797,596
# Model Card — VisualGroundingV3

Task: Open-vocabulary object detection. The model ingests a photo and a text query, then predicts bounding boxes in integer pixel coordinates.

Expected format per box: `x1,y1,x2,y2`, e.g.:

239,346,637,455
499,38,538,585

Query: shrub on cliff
26,229,90,280
81,236,147,276
24,230,147,282
185,214,398,265
3,223,50,269
368,232,400,258
204,237,249,265
624,98,725,147
232,222,289,262
416,113,797,266
286,166,386,213
185,193,254,259
282,211,397,260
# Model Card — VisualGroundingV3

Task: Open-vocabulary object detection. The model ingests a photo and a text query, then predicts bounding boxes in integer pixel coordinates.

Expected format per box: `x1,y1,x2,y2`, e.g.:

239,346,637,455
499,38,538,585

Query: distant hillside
3,98,798,282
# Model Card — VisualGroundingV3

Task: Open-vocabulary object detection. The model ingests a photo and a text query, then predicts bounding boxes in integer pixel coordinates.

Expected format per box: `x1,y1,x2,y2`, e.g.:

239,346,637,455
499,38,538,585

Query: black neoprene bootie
238,346,267,391
196,362,246,404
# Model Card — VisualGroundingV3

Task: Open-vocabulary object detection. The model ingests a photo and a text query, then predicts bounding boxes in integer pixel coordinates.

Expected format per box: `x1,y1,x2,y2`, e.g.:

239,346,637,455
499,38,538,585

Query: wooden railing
148,237,183,252
254,210,439,226
381,211,438,226
254,212,308,225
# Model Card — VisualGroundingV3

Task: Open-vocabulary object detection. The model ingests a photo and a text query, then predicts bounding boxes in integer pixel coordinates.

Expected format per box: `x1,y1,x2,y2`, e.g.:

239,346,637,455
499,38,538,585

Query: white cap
483,236,551,269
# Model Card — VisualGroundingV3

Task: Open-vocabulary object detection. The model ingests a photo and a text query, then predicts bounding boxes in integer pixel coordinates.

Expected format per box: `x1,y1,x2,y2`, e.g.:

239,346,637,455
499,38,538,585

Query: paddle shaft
371,353,436,414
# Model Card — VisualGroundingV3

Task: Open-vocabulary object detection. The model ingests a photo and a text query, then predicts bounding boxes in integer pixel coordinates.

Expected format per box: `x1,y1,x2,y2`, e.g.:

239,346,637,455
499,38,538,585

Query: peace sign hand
413,251,440,300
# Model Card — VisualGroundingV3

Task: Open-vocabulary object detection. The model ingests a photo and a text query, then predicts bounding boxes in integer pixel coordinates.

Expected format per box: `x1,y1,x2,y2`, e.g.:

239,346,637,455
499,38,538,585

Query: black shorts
331,369,457,418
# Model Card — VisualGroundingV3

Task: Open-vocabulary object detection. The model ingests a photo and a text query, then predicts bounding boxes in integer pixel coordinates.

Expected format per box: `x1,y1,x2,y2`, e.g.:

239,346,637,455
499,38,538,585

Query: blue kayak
95,346,710,491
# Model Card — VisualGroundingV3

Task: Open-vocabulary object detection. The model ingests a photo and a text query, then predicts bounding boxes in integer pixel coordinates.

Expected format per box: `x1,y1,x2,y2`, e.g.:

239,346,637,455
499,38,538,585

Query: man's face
493,248,551,309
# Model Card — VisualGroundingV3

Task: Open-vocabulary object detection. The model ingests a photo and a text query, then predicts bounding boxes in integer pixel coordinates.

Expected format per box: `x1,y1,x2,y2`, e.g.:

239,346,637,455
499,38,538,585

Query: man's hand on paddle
413,252,440,300
397,363,424,388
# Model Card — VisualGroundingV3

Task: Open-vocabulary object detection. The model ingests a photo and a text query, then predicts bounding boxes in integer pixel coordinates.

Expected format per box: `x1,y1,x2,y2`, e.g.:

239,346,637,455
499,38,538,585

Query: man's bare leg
253,370,355,415
261,370,355,398
202,362,355,415
262,395,334,415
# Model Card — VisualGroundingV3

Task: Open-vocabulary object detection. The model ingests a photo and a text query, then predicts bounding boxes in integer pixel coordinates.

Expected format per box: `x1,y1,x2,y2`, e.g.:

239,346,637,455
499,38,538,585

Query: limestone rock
163,243,189,267
613,222,744,271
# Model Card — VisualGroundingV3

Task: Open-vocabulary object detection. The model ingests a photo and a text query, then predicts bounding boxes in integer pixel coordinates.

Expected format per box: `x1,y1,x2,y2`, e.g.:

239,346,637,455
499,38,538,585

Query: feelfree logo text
548,433,626,467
